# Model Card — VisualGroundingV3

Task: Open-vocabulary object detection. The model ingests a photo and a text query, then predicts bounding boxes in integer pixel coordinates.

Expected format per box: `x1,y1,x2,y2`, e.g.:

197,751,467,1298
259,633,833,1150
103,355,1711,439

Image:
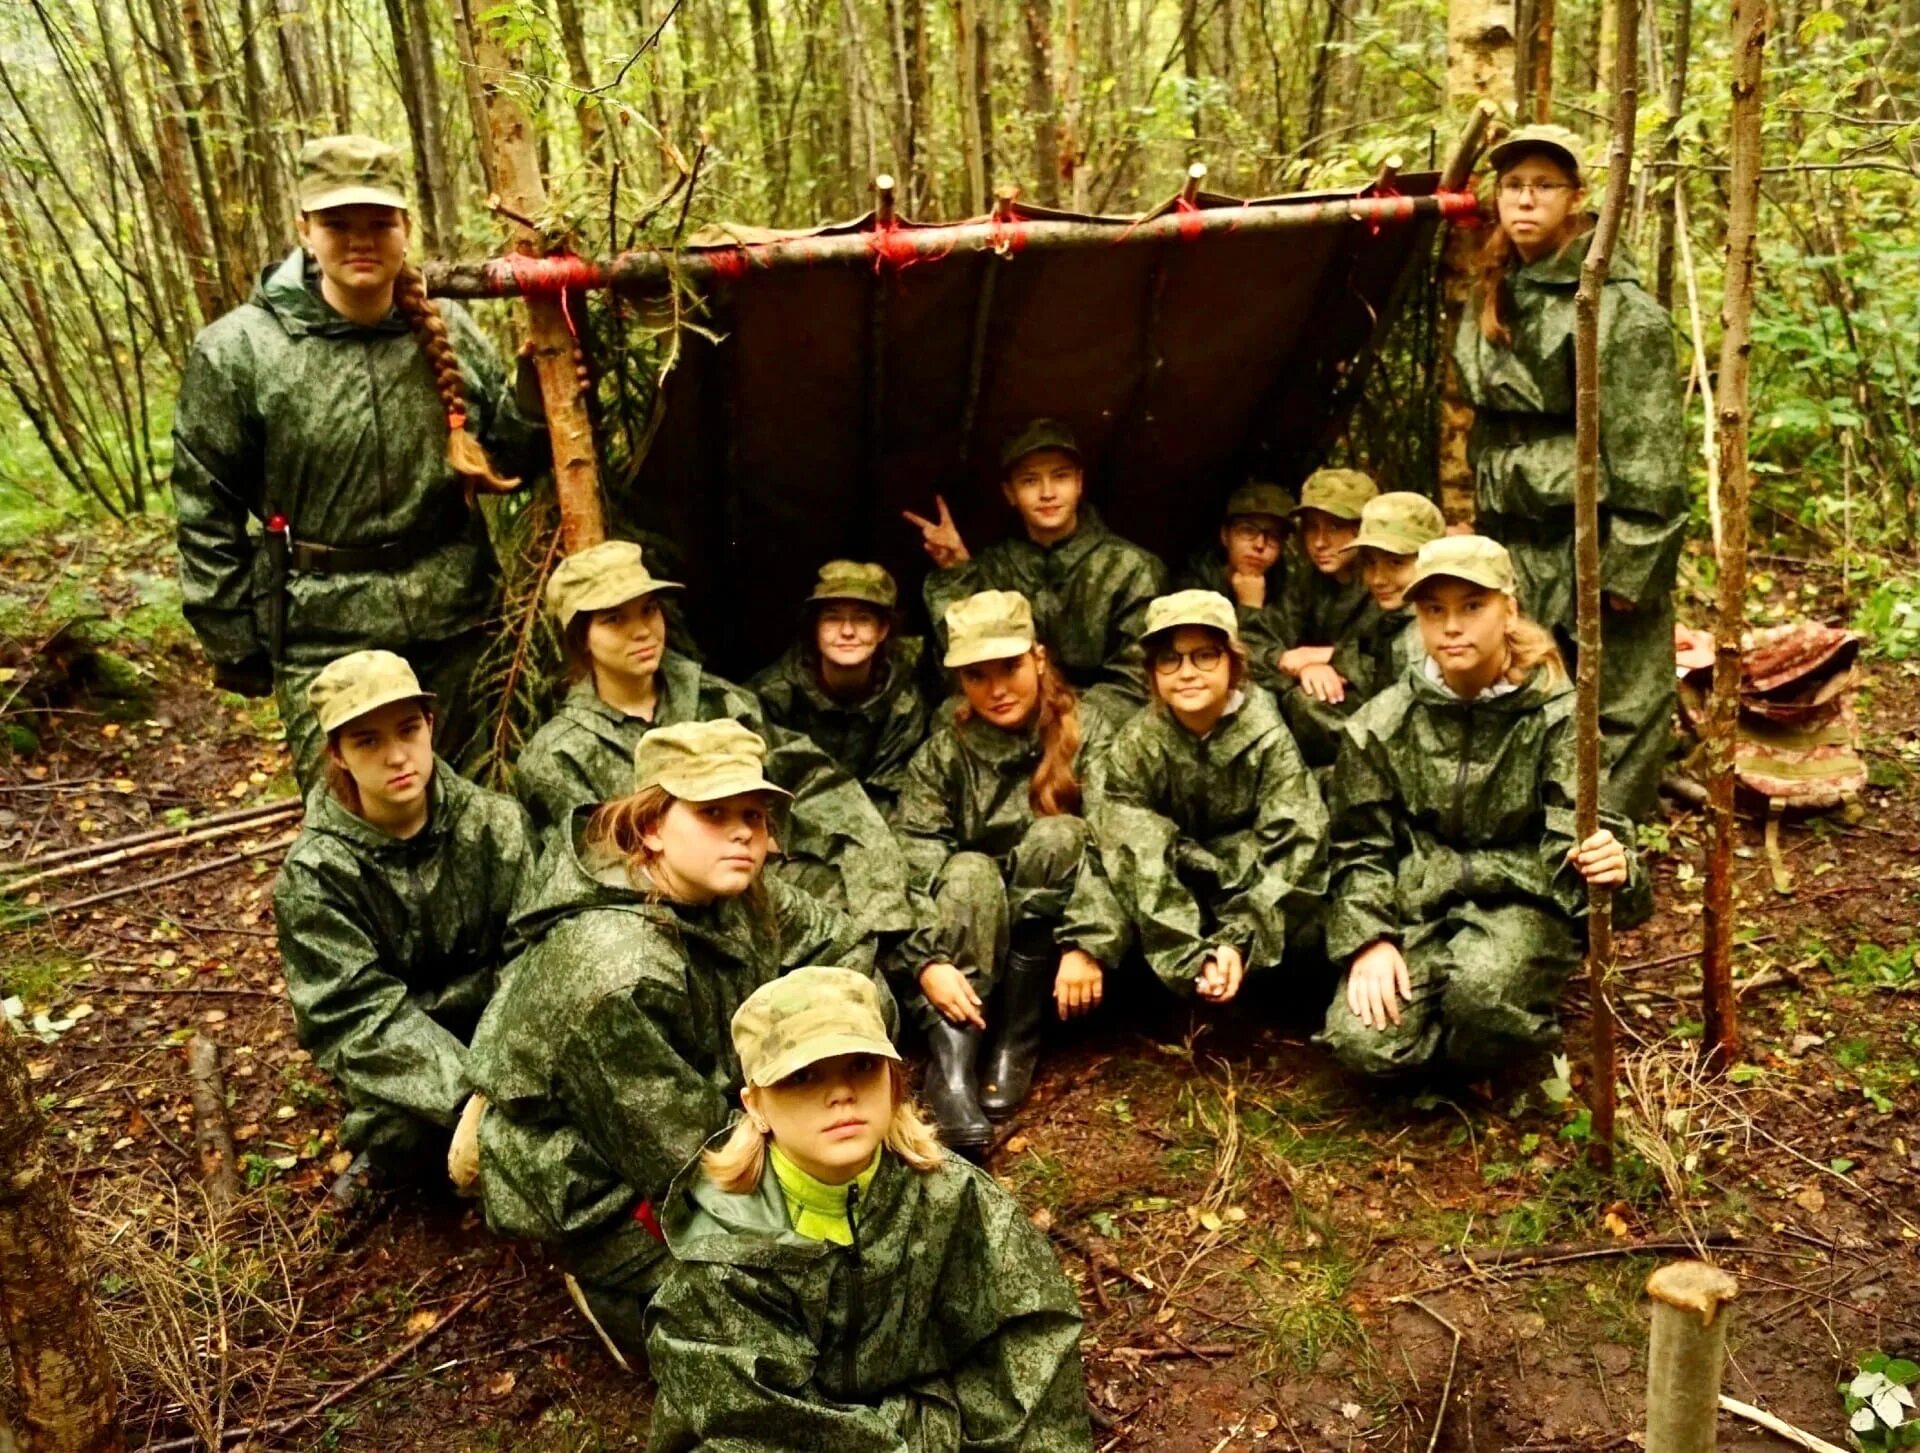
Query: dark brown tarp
616,175,1452,675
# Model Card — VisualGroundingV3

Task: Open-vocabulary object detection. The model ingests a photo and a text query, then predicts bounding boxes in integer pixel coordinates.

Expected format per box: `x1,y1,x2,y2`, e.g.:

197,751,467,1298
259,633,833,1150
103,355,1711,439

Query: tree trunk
1701,0,1765,1076
147,0,245,307
1021,0,1059,204
744,0,783,213
454,0,606,552
384,0,446,251
1653,0,1691,309
406,0,460,236
448,0,498,197
273,0,327,134
179,0,250,297
552,0,610,175
1530,0,1555,119
1060,0,1086,207
1181,0,1204,153
1437,0,1516,522
0,1020,124,1453
236,0,294,254
953,0,988,213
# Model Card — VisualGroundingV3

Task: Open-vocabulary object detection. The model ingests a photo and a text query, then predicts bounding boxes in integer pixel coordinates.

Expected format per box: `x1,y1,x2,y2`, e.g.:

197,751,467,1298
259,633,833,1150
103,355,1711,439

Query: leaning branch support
422,190,1482,298
1571,0,1639,1174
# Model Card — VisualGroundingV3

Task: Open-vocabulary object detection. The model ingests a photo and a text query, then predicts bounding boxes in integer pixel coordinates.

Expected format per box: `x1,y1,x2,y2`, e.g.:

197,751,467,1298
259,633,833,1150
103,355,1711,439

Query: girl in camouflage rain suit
748,561,935,812
513,540,911,939
1094,591,1328,1005
1456,125,1687,824
272,651,535,1196
646,966,1092,1453
1320,537,1650,1078
897,590,1130,1155
172,135,545,793
466,720,888,1366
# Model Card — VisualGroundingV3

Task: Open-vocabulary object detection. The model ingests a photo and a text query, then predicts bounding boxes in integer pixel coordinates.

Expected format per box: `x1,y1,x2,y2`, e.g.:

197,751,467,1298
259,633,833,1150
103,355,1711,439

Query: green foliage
1842,1353,1920,1451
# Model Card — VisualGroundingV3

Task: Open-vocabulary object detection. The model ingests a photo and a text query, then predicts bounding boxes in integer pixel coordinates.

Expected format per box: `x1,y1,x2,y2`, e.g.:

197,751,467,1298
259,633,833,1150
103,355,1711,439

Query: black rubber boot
922,1018,992,1155
980,925,1054,1119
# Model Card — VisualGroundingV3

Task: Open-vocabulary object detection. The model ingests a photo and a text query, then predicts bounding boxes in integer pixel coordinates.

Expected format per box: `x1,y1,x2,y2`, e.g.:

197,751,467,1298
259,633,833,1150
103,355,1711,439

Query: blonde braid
393,264,521,498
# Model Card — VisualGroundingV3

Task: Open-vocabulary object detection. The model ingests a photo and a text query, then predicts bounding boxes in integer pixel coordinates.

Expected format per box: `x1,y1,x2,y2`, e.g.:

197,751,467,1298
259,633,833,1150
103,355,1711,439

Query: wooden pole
1645,1261,1739,1453
453,0,606,553
1572,0,1638,1173
186,1035,242,1217
1700,0,1766,1076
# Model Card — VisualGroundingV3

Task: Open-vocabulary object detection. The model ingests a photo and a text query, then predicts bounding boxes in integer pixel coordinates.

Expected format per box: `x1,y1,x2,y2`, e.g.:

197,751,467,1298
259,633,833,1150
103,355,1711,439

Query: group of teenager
169,121,1683,1442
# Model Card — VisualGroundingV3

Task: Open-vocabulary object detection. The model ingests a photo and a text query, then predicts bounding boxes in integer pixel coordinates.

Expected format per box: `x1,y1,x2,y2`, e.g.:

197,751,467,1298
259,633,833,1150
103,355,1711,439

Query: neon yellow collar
769,1143,880,1245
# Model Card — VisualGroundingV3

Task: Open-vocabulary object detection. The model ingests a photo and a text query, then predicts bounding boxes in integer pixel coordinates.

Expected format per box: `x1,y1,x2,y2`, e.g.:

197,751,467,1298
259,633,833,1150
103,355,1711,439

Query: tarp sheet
620,174,1449,674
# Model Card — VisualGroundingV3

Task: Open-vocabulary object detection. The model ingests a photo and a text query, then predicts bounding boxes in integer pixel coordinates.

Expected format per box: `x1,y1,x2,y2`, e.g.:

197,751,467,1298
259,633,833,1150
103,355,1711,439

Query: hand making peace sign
902,495,971,569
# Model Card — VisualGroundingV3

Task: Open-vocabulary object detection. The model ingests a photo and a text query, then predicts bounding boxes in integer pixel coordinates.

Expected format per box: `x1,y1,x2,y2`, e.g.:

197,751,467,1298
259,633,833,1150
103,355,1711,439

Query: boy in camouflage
1273,468,1383,766
1173,480,1297,689
466,720,888,1363
1456,125,1686,823
272,651,535,1198
907,419,1168,711
748,560,934,810
173,135,546,792
1094,591,1328,1002
897,590,1131,1152
646,966,1092,1452
513,539,911,939
1319,537,1650,1078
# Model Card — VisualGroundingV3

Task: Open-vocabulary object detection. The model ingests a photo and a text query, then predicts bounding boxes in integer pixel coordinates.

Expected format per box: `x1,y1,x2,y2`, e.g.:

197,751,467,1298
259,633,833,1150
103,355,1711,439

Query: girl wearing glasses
1455,124,1686,824
749,561,932,811
1095,592,1328,1006
896,590,1130,1152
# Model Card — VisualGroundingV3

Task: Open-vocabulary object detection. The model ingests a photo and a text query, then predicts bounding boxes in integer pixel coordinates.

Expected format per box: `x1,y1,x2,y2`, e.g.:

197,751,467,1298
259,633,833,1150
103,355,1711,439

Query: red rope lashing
1173,195,1206,244
706,246,750,282
499,251,607,296
866,218,925,274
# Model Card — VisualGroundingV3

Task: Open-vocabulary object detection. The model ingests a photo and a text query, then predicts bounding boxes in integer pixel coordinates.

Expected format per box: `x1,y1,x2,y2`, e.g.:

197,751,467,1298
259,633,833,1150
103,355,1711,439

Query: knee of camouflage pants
1435,904,1580,1075
338,1101,447,1182
1318,968,1445,1078
1008,814,1092,889
933,851,1011,993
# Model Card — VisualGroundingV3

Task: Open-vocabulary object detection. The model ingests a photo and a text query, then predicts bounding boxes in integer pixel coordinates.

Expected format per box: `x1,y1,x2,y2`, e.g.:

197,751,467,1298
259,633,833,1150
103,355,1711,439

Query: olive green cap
631,719,791,801
1406,534,1518,598
1488,124,1586,180
307,649,435,734
546,540,683,629
1000,418,1081,473
1224,480,1296,523
808,560,897,610
1142,589,1239,643
942,590,1036,668
732,965,900,1089
297,134,410,213
1297,468,1378,521
1346,492,1447,558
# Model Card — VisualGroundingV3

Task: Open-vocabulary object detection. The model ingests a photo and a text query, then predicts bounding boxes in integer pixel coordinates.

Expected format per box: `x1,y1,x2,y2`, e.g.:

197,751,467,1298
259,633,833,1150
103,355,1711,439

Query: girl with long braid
173,134,546,792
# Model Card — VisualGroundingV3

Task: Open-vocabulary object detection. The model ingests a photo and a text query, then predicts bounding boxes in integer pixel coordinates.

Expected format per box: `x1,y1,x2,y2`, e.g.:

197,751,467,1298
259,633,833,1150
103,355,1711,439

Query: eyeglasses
1227,521,1285,546
1498,180,1573,199
1151,645,1226,675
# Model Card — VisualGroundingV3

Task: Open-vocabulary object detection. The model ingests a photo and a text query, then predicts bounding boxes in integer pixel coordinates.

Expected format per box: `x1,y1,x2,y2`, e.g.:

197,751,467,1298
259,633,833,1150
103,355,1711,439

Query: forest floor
4,514,1919,1452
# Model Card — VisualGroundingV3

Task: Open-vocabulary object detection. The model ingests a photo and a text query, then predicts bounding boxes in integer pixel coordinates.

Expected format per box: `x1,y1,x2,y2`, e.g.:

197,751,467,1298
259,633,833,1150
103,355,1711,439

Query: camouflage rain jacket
1324,663,1651,966
924,507,1168,702
1453,237,1687,630
1275,566,1381,663
895,702,1131,970
748,638,935,807
1332,607,1424,704
465,811,879,1255
513,653,911,934
272,763,536,1131
1093,687,1328,991
647,1149,1092,1453
1173,547,1292,688
173,248,544,670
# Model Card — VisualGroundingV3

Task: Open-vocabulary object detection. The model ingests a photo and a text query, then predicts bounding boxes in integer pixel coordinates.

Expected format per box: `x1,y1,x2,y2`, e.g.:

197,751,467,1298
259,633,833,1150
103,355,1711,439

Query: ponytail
1503,612,1567,687
392,264,521,499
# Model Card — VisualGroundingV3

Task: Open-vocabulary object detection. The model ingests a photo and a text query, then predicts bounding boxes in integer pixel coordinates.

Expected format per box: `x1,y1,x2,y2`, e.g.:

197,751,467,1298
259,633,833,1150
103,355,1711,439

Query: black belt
275,498,471,576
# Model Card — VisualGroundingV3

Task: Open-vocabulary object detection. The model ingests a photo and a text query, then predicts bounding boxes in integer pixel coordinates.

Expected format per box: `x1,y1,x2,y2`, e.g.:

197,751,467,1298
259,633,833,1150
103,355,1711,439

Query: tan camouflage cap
943,590,1036,668
1407,534,1518,598
631,719,791,801
297,135,410,213
546,540,683,630
1143,589,1240,643
1346,492,1447,558
307,649,435,734
1488,124,1587,180
1297,468,1378,521
733,965,900,1089
1000,418,1081,473
808,560,897,609
1224,480,1297,523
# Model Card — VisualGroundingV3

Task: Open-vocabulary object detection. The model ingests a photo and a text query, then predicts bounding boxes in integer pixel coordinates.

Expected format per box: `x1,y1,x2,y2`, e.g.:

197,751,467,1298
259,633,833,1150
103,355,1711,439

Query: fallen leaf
328,1150,354,1175
1796,1186,1826,1215
272,1104,297,1121
1029,1206,1053,1231
484,1370,517,1400
227,781,250,799
405,1309,439,1335
201,1008,228,1025
1602,1211,1631,1238
234,1122,261,1142
1196,1207,1225,1233
112,778,137,793
100,724,121,739
1005,1135,1030,1154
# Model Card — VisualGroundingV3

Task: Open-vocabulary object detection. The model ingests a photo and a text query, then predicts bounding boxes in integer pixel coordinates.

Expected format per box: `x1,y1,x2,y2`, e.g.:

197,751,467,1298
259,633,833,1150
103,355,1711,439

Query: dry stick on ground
1404,1296,1463,1453
6,798,301,875
2,806,303,896
1571,0,1638,1174
1619,934,1779,974
1700,0,1768,1074
1442,1231,1743,1268
1097,1344,1234,1362
32,831,299,919
133,1282,486,1453
1718,1395,1849,1453
185,1036,241,1217
72,983,279,999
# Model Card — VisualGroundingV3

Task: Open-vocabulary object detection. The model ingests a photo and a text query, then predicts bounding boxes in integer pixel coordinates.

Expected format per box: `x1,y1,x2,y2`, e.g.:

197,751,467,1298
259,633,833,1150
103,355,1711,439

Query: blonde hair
391,263,521,497
585,782,776,922
1502,612,1567,687
701,1061,946,1193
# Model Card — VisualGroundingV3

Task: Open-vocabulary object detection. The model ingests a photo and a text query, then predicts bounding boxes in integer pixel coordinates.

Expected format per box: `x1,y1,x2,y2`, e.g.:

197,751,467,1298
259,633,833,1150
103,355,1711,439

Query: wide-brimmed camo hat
943,590,1037,669
297,135,410,213
631,719,790,801
733,965,900,1089
546,540,683,630
307,649,435,734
